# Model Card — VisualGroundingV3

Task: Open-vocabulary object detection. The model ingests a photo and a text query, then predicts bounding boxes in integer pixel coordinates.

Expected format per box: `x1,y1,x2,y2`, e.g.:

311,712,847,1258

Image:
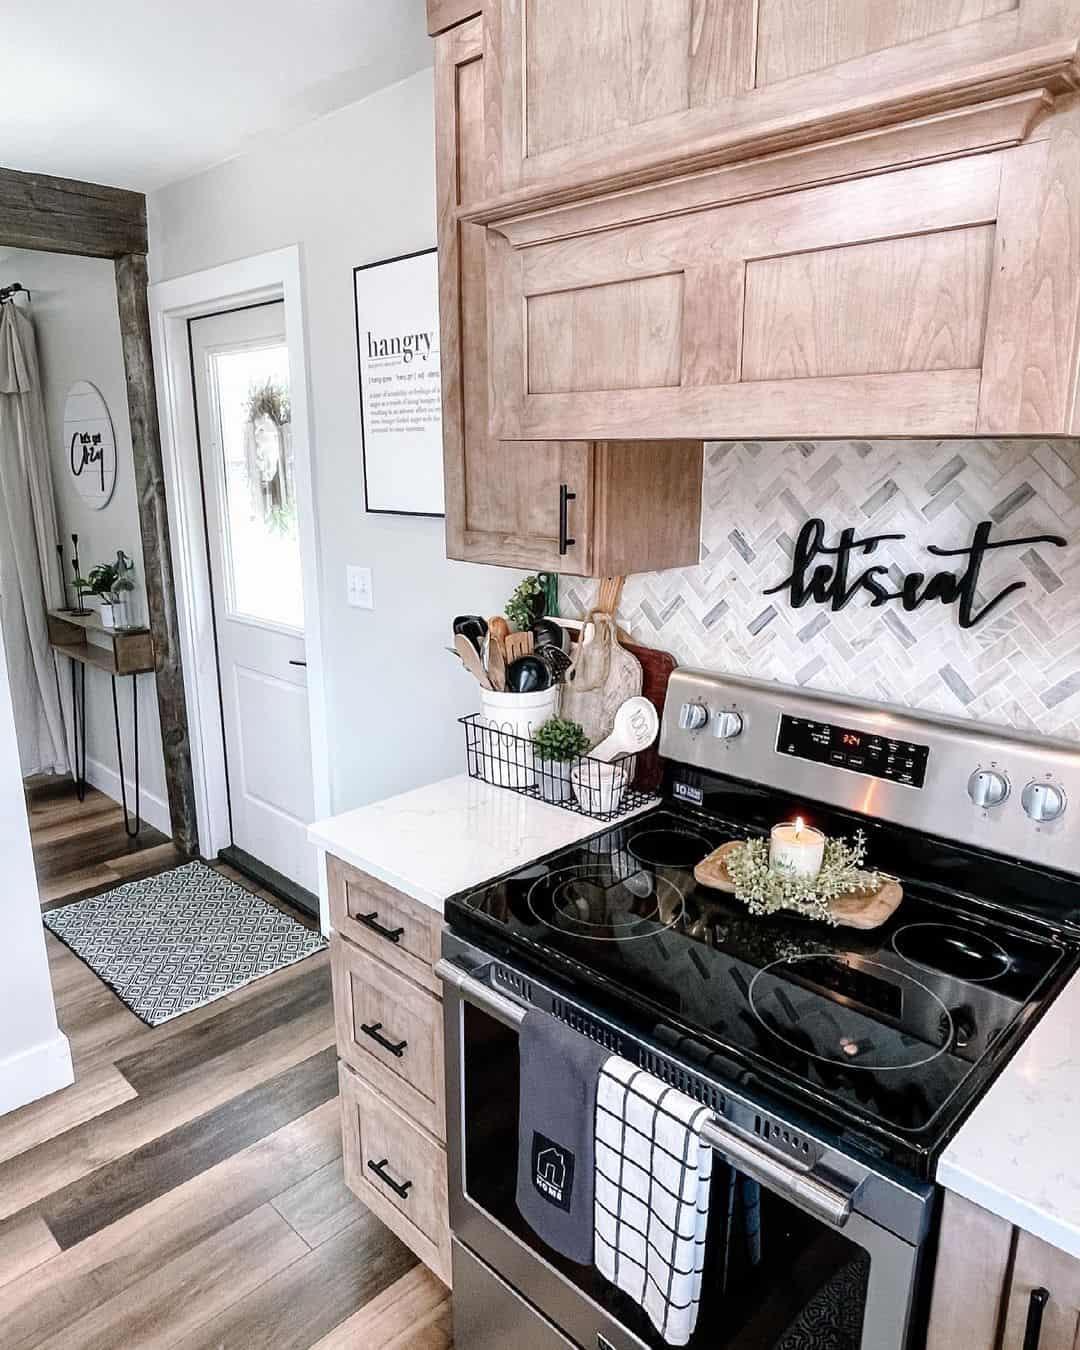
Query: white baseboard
0,1030,74,1118
85,755,172,837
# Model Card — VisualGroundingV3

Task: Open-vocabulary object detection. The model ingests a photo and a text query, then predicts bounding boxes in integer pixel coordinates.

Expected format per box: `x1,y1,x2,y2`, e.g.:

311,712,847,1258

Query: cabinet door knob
558,483,577,556
1023,1287,1050,1350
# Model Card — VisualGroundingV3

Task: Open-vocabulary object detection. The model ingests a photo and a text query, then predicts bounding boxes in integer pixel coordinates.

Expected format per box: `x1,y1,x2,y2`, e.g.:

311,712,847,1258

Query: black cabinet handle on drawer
357,910,405,943
1023,1288,1050,1350
368,1158,413,1199
360,1021,408,1058
558,483,576,556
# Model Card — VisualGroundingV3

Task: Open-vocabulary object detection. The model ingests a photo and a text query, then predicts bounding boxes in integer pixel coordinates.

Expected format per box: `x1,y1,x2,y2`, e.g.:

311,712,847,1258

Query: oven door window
463,1005,870,1349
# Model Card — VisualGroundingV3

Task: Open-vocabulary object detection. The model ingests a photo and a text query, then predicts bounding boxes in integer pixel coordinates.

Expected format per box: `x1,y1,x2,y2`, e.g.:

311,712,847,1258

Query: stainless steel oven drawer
453,1239,577,1350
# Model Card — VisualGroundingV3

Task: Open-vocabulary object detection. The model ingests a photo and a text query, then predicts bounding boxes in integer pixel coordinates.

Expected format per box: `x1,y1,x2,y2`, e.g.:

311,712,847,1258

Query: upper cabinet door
436,17,595,572
485,0,1078,204
487,90,1080,440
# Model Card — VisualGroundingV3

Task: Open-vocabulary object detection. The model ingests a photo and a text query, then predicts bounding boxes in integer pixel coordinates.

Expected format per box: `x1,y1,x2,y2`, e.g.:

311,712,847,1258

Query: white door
189,303,317,897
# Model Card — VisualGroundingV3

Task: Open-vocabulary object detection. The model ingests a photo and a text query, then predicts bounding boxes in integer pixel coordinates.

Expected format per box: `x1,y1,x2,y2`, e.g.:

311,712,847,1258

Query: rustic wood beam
0,165,146,258
114,253,198,854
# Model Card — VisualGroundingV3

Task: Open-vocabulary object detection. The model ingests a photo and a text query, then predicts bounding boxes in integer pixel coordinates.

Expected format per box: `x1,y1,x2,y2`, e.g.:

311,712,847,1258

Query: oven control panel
660,669,1080,876
777,715,930,788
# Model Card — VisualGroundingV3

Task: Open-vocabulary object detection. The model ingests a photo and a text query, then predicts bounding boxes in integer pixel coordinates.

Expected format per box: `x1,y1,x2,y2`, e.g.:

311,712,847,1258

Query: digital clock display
777,715,930,788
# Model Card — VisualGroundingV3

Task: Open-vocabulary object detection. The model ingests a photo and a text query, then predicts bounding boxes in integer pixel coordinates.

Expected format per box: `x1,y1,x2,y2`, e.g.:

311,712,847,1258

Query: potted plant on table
75,552,136,630
532,715,590,803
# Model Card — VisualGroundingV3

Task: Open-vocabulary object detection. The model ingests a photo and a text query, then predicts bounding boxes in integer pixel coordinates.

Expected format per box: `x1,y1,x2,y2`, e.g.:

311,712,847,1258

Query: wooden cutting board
621,640,677,793
694,840,903,931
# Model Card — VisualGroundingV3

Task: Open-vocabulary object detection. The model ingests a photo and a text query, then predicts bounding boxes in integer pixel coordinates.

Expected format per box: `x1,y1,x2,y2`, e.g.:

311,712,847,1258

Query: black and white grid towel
594,1057,713,1347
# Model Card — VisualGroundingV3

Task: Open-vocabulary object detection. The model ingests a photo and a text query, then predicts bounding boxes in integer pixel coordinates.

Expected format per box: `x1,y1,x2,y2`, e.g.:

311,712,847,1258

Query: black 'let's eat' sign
764,519,1067,629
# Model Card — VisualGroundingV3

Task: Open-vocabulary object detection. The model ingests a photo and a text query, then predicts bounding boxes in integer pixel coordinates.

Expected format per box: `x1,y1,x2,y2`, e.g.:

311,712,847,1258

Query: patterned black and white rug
44,861,327,1026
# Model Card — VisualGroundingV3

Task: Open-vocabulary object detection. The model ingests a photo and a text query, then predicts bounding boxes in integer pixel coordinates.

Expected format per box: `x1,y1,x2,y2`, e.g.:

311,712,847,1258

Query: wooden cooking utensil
486,634,507,692
488,616,510,647
453,634,494,691
504,630,534,663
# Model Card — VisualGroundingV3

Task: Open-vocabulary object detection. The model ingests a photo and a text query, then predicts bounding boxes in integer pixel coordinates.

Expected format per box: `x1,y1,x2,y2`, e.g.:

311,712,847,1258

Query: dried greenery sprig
725,830,881,925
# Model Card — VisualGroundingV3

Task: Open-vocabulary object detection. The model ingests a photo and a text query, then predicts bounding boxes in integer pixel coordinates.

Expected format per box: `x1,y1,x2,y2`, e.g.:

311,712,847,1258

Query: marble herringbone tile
568,439,1080,743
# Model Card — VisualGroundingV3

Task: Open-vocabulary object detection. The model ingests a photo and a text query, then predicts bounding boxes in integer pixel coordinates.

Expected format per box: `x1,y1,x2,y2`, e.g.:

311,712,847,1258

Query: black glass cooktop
446,805,1077,1176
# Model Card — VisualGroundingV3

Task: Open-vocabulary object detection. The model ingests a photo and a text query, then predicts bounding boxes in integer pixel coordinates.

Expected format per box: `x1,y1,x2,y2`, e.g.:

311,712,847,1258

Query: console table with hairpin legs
46,611,155,837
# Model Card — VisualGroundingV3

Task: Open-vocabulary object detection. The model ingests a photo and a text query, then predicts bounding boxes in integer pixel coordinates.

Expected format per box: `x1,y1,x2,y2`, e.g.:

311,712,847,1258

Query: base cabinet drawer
340,1062,451,1285
332,934,445,1140
327,856,442,993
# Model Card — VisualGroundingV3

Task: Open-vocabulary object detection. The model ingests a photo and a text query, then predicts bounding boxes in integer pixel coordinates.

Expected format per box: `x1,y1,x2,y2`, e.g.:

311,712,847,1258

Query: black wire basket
460,713,659,822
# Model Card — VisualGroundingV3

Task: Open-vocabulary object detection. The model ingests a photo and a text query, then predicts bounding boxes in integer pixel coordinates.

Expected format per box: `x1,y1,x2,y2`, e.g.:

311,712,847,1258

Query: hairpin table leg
111,674,141,838
71,662,87,801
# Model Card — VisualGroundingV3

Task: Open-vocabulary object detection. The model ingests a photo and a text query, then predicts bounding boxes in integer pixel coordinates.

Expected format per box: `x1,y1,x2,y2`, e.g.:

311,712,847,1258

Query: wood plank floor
1,777,452,1349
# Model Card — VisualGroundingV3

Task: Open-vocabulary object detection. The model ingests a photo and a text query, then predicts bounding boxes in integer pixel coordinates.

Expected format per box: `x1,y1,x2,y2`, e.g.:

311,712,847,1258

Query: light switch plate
346,565,374,610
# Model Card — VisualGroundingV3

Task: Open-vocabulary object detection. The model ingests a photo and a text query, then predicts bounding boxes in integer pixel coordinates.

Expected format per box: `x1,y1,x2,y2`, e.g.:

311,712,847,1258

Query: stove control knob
1022,780,1067,824
968,769,1010,809
679,702,709,732
712,710,744,740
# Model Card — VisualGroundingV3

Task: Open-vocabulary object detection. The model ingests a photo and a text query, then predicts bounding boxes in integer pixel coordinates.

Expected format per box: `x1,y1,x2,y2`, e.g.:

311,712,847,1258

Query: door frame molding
148,247,331,929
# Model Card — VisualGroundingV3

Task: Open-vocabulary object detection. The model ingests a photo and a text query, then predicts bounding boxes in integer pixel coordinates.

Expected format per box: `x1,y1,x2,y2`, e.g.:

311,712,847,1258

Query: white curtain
0,302,68,777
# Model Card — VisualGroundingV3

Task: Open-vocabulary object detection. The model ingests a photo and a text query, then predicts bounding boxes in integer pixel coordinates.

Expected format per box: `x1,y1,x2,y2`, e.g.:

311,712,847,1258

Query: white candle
769,818,826,880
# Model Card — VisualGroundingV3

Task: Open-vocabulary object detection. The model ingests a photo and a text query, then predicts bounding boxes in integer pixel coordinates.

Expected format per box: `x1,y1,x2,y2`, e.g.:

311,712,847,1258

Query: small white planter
571,759,632,817
98,602,118,629
537,758,574,803
477,685,560,789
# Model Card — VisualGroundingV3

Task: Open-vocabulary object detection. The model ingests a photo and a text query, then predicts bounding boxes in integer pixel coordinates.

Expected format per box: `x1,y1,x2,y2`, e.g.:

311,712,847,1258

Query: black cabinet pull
288,659,308,667
360,1021,408,1058
558,483,576,556
368,1158,412,1199
357,910,405,943
1022,1287,1050,1350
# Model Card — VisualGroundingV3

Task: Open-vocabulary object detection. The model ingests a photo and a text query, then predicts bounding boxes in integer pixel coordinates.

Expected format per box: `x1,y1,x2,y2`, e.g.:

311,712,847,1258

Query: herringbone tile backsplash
565,440,1080,743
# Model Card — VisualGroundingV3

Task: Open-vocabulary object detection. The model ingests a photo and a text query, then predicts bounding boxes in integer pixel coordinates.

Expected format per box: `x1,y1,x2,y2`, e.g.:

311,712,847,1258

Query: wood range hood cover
463,1,1080,443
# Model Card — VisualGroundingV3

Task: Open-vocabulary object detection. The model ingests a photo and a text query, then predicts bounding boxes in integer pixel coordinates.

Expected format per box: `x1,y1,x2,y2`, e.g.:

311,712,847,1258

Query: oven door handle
699,1117,856,1228
436,959,858,1228
435,958,527,1028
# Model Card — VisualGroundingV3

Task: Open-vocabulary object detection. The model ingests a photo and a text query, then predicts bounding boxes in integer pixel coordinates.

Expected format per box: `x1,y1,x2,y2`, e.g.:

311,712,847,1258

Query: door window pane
209,343,303,631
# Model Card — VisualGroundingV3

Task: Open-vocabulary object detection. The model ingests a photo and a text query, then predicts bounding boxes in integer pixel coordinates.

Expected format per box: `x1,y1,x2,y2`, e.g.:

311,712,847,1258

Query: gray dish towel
515,1008,610,1264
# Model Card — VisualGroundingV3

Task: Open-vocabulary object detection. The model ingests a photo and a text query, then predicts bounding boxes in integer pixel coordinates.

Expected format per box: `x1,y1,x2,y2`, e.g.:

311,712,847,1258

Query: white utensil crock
477,685,560,788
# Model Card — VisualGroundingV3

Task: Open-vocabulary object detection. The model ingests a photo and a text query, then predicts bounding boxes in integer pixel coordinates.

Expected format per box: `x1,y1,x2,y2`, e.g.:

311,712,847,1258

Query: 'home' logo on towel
532,1132,575,1211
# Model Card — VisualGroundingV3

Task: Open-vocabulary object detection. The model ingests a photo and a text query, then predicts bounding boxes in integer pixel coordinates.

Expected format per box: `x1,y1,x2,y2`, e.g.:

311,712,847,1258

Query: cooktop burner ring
891,923,1012,983
526,865,685,942
748,954,955,1071
626,827,715,869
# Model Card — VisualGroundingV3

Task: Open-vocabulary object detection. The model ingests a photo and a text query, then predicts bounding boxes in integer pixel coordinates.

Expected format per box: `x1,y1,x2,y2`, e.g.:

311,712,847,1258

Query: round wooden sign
63,381,117,510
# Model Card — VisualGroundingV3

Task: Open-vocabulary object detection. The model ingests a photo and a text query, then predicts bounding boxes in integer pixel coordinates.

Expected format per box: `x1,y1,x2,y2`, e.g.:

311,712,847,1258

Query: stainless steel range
437,672,1080,1350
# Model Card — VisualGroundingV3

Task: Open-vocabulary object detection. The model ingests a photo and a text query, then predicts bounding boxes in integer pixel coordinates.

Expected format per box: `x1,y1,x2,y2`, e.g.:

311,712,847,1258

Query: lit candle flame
794,816,805,839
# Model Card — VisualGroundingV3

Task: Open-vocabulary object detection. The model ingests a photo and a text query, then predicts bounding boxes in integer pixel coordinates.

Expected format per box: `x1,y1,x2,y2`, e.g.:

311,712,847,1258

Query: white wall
0,616,72,1114
148,69,523,813
6,249,169,829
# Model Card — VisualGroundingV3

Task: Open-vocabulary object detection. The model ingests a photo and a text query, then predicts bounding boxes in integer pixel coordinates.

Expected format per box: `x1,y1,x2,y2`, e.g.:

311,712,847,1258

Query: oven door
440,953,923,1350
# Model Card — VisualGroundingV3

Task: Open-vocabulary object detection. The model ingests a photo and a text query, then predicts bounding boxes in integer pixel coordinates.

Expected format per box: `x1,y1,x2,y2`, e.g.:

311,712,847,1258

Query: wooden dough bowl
694,840,903,931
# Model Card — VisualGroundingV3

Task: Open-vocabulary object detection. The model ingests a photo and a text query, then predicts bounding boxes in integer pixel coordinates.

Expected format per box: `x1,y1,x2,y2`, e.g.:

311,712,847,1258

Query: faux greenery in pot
532,715,590,803
74,551,136,629
505,574,547,631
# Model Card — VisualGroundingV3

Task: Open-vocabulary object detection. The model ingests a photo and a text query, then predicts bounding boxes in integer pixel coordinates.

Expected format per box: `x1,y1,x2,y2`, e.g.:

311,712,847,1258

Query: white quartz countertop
308,773,650,912
938,967,1080,1260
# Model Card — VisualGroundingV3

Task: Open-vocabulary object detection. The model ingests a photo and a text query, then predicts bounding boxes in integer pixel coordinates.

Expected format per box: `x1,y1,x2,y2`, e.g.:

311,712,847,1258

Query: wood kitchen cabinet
480,0,1080,205
434,1,1080,538
484,90,1080,441
327,855,452,1285
926,1191,1080,1349
434,15,704,574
